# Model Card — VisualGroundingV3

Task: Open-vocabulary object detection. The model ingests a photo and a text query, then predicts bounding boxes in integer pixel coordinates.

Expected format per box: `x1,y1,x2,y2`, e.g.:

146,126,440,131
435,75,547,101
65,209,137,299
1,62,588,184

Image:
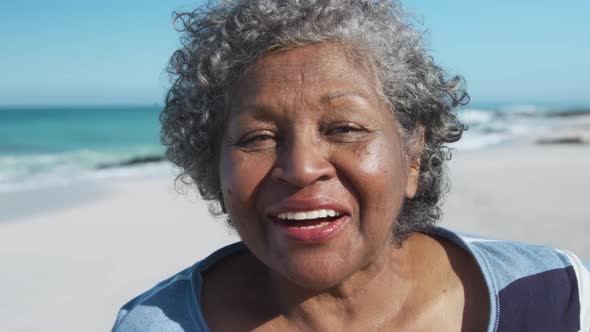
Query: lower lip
272,216,350,243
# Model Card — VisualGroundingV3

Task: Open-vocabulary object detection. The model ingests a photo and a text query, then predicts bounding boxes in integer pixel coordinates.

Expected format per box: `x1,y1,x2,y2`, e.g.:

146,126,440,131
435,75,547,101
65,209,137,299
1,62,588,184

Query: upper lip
265,196,351,219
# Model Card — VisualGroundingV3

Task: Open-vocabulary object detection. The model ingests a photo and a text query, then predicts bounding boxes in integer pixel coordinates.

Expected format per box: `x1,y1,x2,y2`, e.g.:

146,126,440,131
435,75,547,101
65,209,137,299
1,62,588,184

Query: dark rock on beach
535,137,586,145
546,108,590,117
96,155,166,169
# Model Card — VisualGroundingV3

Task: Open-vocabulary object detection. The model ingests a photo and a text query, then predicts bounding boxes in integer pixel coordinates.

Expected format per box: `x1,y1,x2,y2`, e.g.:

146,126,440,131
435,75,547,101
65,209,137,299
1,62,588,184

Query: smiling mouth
276,216,342,228
273,209,344,228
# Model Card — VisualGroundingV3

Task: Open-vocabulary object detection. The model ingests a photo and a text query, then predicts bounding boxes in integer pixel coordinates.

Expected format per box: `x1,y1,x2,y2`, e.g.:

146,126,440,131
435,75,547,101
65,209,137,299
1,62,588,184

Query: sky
1,0,589,107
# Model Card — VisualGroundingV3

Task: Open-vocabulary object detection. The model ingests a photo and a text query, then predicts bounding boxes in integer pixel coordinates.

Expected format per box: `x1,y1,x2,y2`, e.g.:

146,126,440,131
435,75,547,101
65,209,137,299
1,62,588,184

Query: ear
405,126,425,199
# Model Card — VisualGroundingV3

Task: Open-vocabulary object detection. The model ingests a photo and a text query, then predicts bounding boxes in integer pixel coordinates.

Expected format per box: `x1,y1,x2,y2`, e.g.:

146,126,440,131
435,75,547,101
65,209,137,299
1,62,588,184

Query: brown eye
327,123,366,135
329,125,363,134
325,123,370,143
237,131,276,150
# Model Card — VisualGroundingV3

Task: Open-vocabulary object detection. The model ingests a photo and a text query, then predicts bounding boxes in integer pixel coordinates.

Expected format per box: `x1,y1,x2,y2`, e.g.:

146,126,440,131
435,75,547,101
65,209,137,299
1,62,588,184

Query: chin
272,251,358,291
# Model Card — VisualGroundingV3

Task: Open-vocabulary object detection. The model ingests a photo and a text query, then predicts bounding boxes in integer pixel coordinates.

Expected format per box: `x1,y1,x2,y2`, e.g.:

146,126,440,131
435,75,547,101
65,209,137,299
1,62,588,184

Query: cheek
219,150,272,213
344,137,408,223
355,137,407,192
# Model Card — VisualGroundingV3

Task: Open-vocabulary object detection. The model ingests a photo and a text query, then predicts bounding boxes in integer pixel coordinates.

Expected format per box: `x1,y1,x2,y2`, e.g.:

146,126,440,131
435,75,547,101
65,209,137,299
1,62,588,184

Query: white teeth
307,211,319,219
277,209,341,221
294,212,306,220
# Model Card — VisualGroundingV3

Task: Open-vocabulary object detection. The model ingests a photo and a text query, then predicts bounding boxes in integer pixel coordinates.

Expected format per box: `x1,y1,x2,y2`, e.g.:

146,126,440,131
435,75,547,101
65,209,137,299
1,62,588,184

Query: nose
270,134,336,188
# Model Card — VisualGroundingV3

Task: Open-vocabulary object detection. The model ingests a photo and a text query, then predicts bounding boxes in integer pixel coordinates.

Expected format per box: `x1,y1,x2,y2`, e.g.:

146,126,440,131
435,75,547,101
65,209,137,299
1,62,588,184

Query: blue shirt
112,227,590,331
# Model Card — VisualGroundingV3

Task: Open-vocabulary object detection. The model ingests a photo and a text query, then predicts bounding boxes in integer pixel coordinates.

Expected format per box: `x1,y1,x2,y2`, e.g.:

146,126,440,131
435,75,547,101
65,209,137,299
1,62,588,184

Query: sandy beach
1,144,589,332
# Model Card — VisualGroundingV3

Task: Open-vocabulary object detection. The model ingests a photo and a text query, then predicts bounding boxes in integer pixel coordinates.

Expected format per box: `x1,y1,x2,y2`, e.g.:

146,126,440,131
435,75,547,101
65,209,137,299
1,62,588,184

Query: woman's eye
326,123,369,142
331,126,359,134
237,133,276,149
328,124,365,135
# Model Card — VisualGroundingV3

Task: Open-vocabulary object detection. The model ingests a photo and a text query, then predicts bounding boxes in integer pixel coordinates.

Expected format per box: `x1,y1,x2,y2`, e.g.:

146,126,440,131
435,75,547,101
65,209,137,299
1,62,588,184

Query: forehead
230,44,380,104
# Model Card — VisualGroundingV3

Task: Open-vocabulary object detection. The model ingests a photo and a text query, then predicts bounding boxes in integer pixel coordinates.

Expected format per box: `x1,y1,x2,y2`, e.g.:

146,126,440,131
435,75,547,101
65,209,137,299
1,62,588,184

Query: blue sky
1,0,589,106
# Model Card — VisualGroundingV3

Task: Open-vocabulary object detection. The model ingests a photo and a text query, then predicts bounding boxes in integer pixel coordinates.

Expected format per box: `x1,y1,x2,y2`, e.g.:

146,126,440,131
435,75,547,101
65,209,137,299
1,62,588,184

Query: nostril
270,167,285,182
270,141,336,187
270,161,335,187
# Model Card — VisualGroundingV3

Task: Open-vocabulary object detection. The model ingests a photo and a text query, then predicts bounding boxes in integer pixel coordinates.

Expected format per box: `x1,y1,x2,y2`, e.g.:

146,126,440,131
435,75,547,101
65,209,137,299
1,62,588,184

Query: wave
0,148,172,193
452,105,590,150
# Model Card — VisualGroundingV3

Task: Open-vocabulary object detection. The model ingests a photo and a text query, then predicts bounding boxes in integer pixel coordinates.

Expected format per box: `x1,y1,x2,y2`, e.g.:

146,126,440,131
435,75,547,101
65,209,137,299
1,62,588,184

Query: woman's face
219,43,420,289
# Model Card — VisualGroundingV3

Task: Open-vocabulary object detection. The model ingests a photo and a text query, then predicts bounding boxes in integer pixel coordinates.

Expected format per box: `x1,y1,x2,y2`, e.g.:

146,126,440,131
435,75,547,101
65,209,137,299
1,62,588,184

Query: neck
262,233,456,331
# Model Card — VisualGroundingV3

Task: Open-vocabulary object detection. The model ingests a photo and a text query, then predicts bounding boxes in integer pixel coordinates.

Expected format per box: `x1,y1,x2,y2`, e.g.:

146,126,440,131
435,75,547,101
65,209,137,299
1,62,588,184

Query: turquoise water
0,106,168,191
0,106,163,155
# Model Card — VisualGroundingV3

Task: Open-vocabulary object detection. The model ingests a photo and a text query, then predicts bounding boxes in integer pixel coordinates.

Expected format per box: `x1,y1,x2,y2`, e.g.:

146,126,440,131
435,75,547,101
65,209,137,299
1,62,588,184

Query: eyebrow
320,90,368,104
227,90,370,119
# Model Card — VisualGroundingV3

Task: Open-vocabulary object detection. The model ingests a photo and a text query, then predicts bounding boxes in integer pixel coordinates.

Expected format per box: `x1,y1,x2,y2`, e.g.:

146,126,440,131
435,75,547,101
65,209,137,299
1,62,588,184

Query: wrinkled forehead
245,55,352,83
229,44,380,104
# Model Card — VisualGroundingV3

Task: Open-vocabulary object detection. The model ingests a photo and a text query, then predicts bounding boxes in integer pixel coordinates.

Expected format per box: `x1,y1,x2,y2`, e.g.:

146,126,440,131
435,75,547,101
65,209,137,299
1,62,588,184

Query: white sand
1,144,589,331
0,179,238,332
444,145,590,257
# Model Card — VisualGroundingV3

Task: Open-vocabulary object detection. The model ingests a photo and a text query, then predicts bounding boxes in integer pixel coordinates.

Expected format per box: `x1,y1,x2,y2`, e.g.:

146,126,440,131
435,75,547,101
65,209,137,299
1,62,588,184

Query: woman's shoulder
111,242,247,332
432,228,581,276
431,227,590,331
433,227,588,288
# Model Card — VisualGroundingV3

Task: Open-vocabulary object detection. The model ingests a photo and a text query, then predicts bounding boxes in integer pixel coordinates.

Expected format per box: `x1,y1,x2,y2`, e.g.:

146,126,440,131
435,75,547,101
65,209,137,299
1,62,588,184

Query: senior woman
113,0,590,331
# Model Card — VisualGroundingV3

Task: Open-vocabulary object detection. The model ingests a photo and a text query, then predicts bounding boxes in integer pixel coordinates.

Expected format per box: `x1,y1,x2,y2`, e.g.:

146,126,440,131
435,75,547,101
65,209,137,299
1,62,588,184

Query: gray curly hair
161,0,467,242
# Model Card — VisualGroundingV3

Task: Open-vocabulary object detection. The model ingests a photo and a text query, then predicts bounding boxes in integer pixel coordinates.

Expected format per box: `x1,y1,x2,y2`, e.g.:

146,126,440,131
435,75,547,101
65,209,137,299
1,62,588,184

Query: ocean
0,105,169,192
1,104,588,193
